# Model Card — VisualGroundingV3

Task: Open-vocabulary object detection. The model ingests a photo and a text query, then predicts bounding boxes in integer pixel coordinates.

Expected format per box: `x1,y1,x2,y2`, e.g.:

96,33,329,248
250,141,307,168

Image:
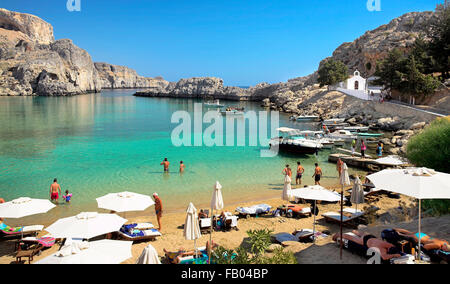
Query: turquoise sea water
0,90,364,225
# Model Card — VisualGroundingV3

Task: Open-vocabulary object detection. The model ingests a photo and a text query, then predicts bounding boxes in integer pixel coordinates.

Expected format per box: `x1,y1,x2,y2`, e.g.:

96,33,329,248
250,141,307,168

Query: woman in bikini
394,228,450,252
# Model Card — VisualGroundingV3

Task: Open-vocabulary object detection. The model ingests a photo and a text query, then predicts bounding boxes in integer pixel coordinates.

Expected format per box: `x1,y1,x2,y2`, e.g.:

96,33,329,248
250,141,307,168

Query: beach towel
200,218,211,228
274,233,298,243
22,236,56,247
236,204,271,215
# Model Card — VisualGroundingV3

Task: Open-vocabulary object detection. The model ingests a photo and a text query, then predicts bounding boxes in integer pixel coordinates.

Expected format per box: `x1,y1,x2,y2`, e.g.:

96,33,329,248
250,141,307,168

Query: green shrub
406,117,450,173
407,117,450,215
246,229,273,255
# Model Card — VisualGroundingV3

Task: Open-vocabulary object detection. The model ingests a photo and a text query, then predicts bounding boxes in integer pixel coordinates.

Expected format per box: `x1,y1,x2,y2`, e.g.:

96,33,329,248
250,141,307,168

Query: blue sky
1,0,441,86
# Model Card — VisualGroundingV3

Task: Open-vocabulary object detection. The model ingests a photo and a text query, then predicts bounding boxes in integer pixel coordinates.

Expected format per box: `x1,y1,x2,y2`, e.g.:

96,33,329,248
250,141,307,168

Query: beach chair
223,213,239,231
322,209,365,228
235,204,272,219
15,236,56,252
164,247,208,264
15,241,44,264
334,232,415,264
118,224,162,243
0,223,44,239
199,218,212,234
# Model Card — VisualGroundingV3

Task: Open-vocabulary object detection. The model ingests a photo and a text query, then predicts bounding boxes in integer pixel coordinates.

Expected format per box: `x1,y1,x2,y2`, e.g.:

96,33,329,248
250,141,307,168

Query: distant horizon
1,0,442,86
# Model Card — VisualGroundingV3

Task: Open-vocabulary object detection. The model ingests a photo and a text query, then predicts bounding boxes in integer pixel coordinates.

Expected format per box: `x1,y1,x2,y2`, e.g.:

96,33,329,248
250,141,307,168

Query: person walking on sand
296,162,305,186
312,163,323,185
153,193,163,232
50,178,62,204
282,165,292,179
161,158,170,173
360,140,367,158
179,161,186,173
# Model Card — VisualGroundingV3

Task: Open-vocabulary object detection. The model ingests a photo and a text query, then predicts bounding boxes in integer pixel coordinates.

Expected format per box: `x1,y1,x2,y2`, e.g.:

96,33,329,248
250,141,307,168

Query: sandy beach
1,187,448,265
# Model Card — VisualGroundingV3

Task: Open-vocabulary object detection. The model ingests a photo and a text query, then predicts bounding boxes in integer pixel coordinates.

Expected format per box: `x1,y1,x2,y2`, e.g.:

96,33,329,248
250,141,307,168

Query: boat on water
290,115,320,122
271,137,323,155
344,126,370,132
204,99,224,108
357,132,383,138
322,118,345,125
220,107,245,115
326,130,358,142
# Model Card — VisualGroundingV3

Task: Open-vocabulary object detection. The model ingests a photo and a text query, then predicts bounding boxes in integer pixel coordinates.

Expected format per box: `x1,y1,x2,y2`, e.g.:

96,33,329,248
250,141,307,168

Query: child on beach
62,190,72,203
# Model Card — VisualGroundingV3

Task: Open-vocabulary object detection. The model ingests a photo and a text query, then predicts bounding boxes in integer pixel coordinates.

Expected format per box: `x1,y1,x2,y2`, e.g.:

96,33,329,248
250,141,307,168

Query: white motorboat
204,100,224,108
220,109,244,115
290,115,320,122
326,130,358,142
344,126,370,132
323,118,345,125
271,137,323,155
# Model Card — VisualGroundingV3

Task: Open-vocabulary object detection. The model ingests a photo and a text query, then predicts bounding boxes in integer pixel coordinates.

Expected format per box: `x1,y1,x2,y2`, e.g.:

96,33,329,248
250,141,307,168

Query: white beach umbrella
136,244,161,264
290,186,342,242
96,191,155,213
45,212,127,239
184,203,202,256
35,240,132,264
375,155,407,166
211,181,224,211
367,168,450,261
339,163,351,259
0,197,55,219
350,176,365,212
282,175,293,201
209,181,224,262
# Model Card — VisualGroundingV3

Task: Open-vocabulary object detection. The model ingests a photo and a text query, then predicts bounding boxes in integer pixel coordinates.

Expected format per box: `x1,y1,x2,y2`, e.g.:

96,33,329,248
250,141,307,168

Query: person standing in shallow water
296,162,304,186
153,193,163,232
179,161,186,173
282,165,292,179
50,178,61,204
161,158,170,173
312,163,323,185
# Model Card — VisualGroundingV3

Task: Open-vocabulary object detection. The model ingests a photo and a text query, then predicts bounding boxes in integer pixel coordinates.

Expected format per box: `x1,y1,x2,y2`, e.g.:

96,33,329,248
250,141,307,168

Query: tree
403,55,440,96
429,4,450,80
317,59,349,87
374,49,406,91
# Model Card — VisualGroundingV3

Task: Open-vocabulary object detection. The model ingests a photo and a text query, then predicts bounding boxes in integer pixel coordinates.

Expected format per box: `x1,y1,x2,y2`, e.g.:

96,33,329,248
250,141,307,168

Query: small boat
204,100,224,108
344,126,370,132
322,118,345,125
290,115,320,122
357,132,383,138
272,138,323,155
326,130,358,142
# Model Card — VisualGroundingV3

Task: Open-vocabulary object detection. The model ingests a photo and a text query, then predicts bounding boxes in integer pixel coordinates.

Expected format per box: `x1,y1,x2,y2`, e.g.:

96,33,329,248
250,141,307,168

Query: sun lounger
118,224,161,242
16,236,56,251
0,223,44,238
273,233,298,244
199,218,211,234
334,232,414,264
322,210,365,228
235,204,272,218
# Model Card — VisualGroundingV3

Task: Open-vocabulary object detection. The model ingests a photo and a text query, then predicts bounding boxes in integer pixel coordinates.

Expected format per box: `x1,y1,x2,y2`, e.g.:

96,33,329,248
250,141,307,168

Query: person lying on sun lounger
333,230,402,261
393,229,449,252
164,241,218,264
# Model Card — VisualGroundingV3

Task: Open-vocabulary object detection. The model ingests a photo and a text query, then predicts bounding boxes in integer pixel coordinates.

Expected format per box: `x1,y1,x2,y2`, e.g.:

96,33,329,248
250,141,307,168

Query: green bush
407,117,450,215
317,59,349,87
246,229,273,255
406,117,450,173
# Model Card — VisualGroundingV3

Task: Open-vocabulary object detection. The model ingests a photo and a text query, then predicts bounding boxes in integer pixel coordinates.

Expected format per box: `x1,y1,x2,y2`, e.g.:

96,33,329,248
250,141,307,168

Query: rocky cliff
94,62,169,89
320,11,436,77
0,9,102,96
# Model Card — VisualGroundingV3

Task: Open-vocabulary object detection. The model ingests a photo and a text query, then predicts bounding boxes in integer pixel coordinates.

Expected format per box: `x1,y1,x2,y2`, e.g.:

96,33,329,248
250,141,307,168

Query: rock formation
94,62,169,89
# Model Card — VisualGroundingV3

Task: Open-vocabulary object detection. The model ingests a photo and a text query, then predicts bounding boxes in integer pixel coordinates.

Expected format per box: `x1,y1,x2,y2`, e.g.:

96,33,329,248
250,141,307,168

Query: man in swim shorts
50,178,61,204
313,163,322,185
161,158,170,173
153,193,163,232
296,162,304,186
